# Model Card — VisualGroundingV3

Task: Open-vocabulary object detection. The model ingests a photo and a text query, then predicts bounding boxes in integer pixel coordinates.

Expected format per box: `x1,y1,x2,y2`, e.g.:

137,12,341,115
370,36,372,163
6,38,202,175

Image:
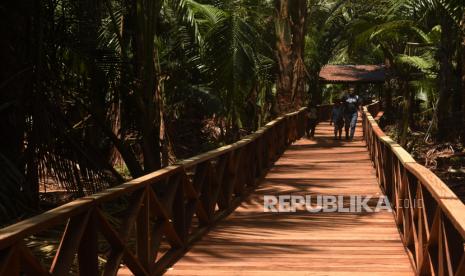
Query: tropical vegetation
1,0,465,225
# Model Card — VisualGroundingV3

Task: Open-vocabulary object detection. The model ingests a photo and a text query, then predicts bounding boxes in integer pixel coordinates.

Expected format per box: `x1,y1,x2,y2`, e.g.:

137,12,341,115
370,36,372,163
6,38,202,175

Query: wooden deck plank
163,121,414,275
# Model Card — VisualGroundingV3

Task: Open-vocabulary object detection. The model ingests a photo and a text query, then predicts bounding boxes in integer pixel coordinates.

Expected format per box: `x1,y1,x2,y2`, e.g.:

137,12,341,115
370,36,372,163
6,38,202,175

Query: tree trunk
132,0,162,172
398,80,411,147
77,0,110,171
290,0,308,108
436,17,455,141
0,1,38,206
462,40,465,118
384,81,393,119
275,0,294,113
308,72,322,104
275,0,308,113
461,14,465,143
383,58,393,119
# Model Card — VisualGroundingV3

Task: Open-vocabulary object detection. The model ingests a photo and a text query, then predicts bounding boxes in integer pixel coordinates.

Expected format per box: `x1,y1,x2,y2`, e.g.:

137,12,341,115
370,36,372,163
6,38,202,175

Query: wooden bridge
1,104,465,276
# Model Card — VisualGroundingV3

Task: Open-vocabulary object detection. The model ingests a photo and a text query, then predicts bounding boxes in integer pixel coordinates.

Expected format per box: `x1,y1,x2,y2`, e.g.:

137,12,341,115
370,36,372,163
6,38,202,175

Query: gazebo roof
319,65,386,83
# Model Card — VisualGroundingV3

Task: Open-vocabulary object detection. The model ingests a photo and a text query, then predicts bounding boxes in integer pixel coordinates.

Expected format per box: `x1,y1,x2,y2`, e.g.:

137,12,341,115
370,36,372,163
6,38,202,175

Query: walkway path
165,121,414,275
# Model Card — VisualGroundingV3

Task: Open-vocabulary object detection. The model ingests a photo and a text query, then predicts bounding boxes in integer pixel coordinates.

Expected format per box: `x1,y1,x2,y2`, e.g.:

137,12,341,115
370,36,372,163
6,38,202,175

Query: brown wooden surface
164,121,414,276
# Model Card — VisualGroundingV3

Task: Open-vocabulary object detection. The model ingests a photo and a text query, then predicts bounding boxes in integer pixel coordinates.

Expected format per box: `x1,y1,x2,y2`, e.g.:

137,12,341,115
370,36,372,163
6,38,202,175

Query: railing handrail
0,107,306,241
362,102,465,275
362,103,465,236
178,108,306,167
0,107,308,275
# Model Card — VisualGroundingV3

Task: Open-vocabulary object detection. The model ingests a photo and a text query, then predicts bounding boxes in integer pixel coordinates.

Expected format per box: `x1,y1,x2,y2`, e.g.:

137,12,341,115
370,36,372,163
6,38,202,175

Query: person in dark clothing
330,99,344,140
342,88,361,140
306,104,318,138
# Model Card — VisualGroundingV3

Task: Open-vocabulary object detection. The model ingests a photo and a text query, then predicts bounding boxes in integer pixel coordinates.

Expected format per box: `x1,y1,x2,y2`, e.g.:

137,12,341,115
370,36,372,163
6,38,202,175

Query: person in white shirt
342,88,361,140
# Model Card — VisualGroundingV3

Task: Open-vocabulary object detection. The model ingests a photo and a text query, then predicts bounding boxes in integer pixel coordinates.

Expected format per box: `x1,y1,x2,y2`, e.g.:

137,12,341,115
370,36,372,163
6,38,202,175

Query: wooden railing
0,108,308,276
362,103,465,276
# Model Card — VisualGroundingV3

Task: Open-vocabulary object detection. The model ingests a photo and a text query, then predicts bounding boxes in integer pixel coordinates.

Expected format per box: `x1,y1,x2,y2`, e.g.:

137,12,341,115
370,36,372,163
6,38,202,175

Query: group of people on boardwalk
306,88,362,141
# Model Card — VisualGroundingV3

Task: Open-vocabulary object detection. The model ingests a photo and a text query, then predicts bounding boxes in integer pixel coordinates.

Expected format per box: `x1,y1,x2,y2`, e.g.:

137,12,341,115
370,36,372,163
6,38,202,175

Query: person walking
330,99,344,140
342,88,361,140
306,104,318,139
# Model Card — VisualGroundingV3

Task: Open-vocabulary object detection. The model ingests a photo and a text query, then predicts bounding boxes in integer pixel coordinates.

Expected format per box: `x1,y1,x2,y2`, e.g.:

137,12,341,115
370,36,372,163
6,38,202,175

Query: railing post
136,188,152,273
173,179,187,246
78,211,98,276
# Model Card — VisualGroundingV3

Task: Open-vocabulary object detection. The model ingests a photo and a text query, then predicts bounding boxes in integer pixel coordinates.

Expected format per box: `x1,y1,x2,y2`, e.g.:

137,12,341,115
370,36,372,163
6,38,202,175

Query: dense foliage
308,0,465,147
0,0,308,224
1,0,465,225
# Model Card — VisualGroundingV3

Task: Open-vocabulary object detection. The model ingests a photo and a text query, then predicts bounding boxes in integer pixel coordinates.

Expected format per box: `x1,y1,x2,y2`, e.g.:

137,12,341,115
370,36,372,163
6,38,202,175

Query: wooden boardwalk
165,121,414,275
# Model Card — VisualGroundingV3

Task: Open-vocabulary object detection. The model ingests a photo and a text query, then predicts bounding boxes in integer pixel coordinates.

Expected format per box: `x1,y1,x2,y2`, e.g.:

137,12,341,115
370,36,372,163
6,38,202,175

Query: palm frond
395,54,437,75
175,0,225,44
438,0,464,29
